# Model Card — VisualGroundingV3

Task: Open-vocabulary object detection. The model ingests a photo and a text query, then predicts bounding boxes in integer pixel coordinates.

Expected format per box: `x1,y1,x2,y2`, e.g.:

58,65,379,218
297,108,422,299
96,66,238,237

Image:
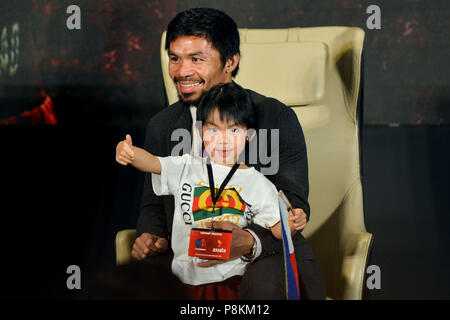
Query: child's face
202,108,248,166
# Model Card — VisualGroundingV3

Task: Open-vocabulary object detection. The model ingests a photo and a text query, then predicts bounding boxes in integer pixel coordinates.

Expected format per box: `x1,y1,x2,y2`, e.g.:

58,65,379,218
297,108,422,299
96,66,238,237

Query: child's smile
202,108,248,166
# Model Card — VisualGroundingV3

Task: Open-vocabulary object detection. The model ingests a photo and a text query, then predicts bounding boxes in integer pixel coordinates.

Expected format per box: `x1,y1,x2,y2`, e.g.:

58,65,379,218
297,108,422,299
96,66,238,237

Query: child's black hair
196,82,255,130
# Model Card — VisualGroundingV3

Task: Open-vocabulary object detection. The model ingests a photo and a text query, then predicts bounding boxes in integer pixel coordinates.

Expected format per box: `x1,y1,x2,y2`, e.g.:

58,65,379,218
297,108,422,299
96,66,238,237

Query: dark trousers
143,249,326,300
240,252,326,300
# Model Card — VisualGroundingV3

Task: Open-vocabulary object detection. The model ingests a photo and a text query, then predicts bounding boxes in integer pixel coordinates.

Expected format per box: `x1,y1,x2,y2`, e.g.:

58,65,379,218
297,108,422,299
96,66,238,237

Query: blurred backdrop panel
0,0,448,125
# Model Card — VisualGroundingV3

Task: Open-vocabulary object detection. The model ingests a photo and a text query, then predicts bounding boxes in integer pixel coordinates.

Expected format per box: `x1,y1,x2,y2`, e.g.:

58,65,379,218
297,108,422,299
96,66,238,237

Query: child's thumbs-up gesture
116,134,135,165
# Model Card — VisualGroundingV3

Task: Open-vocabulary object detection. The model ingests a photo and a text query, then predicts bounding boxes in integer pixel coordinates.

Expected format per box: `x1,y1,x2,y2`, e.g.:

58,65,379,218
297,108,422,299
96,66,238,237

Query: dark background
0,0,449,299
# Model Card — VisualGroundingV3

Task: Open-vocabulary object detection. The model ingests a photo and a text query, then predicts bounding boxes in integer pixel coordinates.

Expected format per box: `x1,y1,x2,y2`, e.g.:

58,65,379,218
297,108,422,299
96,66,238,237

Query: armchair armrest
341,231,373,299
115,229,136,265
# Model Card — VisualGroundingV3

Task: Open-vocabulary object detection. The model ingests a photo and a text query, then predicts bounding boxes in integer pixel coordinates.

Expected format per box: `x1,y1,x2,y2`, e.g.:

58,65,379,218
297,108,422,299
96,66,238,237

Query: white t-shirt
152,154,280,285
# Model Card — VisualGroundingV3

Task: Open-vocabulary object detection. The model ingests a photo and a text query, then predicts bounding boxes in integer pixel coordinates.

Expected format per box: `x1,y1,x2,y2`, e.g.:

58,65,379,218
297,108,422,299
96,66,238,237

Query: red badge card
188,228,232,260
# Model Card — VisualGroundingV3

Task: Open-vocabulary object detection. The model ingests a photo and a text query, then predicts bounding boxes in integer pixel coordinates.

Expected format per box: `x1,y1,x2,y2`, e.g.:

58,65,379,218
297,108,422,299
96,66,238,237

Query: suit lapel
166,102,193,156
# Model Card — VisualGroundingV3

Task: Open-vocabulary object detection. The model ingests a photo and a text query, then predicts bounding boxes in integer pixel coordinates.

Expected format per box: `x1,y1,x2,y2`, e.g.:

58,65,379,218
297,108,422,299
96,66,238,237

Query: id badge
188,228,232,260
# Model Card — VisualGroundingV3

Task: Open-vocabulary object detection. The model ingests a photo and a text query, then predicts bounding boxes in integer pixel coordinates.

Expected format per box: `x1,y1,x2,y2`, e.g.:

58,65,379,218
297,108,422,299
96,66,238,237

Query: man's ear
226,53,240,74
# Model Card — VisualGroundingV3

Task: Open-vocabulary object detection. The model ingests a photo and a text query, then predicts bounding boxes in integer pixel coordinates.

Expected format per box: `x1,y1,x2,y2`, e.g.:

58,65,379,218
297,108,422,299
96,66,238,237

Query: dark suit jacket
137,88,317,260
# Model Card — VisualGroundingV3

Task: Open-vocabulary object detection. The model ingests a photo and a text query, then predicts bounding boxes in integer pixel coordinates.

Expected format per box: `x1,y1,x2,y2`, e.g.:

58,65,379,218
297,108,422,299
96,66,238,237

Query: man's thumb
155,237,167,249
125,134,133,146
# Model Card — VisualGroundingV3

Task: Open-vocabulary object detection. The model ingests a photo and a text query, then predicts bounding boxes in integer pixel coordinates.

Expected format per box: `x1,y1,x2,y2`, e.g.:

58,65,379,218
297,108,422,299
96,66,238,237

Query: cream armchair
116,26,373,300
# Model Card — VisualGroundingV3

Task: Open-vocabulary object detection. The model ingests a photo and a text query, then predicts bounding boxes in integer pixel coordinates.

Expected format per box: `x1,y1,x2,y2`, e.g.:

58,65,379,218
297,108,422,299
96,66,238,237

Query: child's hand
288,208,307,231
116,134,135,165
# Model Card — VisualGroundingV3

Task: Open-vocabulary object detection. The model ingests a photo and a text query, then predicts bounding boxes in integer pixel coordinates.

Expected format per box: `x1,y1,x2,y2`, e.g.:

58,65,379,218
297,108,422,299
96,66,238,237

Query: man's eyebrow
168,50,206,57
188,51,206,57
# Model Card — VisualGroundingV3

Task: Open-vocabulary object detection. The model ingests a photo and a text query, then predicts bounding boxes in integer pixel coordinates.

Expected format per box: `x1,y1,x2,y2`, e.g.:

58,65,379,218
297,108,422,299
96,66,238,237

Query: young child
116,82,304,286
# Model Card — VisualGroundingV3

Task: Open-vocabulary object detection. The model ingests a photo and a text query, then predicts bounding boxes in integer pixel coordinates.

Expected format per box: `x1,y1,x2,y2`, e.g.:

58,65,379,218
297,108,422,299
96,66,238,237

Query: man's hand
289,208,307,231
196,221,255,268
131,233,168,261
116,134,135,166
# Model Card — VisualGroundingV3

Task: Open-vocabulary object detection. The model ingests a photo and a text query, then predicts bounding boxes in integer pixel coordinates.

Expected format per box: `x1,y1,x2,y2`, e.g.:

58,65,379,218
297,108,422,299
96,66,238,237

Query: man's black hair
166,8,240,77
197,82,255,130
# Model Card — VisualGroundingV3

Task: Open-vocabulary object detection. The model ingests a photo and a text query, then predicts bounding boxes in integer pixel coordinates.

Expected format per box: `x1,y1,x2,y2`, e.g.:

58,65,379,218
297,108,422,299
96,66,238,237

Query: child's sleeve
252,181,281,229
152,154,190,196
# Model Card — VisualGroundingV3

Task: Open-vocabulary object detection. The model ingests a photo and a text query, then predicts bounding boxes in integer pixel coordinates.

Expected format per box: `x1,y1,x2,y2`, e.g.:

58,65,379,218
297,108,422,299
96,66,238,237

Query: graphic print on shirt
192,186,247,221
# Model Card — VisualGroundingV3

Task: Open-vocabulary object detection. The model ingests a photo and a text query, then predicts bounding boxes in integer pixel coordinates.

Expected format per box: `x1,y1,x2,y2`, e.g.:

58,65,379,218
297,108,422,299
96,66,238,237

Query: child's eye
229,128,241,134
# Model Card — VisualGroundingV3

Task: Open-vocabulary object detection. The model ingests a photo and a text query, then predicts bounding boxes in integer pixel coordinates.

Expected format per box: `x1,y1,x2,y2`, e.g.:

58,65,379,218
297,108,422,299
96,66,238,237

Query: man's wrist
241,229,262,262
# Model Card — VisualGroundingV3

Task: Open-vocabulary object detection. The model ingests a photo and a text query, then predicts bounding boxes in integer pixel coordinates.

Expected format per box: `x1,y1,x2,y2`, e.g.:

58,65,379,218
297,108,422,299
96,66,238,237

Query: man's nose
178,60,194,77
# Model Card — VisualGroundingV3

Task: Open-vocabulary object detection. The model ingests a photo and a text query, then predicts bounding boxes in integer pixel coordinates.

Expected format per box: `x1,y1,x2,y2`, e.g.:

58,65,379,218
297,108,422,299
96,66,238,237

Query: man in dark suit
132,7,326,299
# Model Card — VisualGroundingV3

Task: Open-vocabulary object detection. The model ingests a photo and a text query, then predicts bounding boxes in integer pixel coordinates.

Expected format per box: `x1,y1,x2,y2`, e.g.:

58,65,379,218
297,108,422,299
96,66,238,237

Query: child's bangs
197,82,255,129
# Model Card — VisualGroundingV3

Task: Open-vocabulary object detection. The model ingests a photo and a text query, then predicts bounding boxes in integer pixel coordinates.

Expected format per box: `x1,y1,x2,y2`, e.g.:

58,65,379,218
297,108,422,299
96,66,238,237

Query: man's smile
176,78,204,93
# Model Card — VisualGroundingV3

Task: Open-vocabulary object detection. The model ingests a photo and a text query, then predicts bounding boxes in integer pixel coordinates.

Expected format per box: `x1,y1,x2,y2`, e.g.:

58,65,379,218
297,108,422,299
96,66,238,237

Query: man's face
168,36,232,105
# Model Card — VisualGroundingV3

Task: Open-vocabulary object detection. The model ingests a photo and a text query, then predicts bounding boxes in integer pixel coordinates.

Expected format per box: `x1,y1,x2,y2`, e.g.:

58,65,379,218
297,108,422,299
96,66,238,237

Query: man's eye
230,128,240,134
192,57,201,62
170,56,179,62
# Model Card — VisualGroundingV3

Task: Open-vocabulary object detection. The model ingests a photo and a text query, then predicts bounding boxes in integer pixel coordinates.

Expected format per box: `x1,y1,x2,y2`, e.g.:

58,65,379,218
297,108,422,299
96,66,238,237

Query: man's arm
246,103,310,259
270,106,310,218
